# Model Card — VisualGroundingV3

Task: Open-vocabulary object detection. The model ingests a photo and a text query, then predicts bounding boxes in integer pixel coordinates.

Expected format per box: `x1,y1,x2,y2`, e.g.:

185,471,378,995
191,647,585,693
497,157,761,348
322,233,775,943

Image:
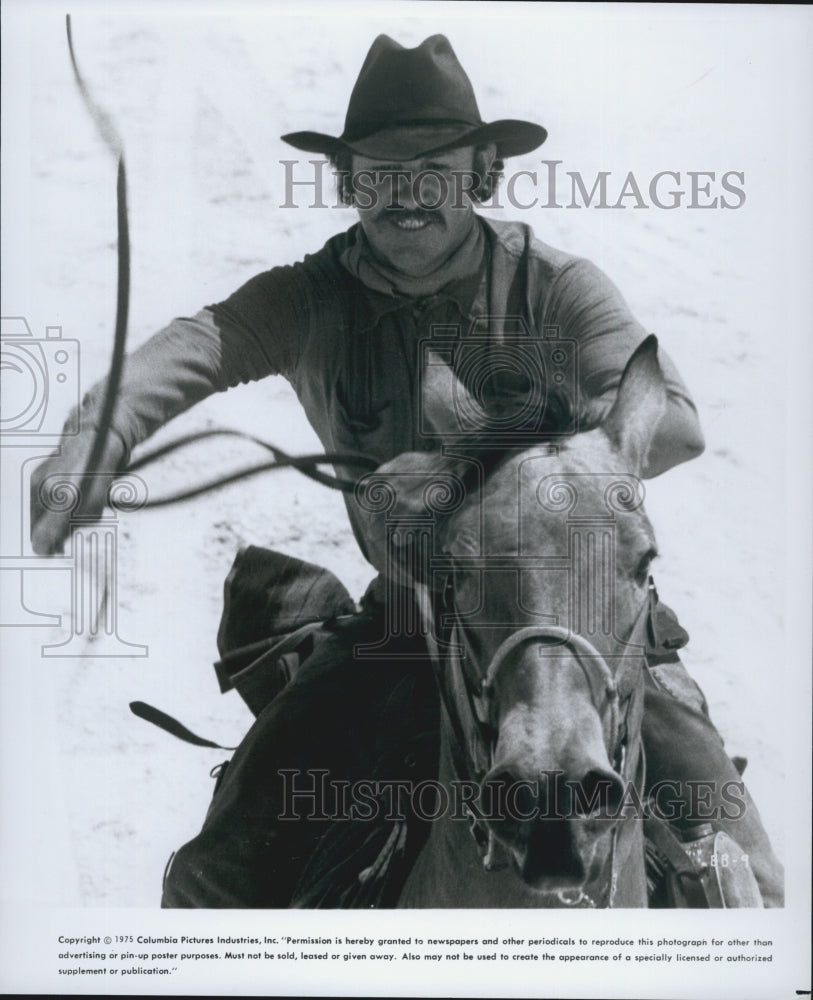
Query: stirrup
645,816,763,907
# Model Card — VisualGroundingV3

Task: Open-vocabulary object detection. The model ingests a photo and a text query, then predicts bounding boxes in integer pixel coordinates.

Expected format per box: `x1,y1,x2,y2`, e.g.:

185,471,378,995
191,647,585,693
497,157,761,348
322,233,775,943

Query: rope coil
65,18,375,503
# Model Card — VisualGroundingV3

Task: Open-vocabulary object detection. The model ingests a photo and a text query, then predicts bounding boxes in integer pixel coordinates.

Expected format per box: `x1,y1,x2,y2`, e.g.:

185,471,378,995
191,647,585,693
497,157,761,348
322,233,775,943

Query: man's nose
391,169,419,208
409,170,445,211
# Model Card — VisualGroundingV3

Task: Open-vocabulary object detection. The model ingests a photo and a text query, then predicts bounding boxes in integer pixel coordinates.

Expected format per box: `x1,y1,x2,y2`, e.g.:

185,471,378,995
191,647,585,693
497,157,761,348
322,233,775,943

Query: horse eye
634,548,658,585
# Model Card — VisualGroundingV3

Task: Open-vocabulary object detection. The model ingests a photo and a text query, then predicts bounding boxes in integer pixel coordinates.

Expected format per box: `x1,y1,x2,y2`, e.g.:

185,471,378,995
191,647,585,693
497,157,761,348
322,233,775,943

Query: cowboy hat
281,34,547,160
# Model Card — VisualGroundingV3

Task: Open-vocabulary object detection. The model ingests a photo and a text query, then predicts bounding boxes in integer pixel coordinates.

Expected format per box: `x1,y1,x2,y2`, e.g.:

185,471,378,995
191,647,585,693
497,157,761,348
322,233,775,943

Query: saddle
212,545,358,714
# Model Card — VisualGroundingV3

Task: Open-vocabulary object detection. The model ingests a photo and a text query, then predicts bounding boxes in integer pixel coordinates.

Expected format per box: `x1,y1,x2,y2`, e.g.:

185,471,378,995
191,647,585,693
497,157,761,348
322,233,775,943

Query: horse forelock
449,386,601,482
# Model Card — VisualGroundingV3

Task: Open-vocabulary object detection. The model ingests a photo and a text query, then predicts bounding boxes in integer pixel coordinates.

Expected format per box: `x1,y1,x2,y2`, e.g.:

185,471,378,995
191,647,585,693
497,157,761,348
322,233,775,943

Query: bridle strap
416,581,651,880
414,584,476,781
476,584,653,759
480,626,620,750
418,578,654,789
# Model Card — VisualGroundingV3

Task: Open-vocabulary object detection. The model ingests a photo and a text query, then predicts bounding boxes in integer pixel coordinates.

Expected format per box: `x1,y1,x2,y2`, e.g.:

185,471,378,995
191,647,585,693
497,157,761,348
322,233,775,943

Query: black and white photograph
1,1,811,996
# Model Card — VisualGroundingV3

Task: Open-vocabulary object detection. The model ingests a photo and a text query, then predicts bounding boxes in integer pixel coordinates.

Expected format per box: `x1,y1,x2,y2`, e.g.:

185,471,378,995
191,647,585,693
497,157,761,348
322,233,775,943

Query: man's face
350,146,481,278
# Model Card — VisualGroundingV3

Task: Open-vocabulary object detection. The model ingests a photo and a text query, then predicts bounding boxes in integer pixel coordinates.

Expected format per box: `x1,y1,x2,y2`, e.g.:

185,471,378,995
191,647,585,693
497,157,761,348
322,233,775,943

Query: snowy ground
2,5,810,909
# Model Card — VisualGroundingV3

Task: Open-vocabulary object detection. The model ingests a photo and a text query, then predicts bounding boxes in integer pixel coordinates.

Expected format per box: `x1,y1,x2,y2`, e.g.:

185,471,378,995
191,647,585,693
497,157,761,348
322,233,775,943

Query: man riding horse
31,34,783,906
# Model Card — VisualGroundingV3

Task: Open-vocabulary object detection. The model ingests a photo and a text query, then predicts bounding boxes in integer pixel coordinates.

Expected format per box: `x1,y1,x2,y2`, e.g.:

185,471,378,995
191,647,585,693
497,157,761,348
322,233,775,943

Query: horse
352,334,667,907
158,334,765,908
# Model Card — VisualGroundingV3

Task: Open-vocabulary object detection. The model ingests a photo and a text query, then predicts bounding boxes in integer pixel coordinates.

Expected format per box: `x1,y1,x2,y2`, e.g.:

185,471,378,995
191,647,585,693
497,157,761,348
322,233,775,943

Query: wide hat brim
281,119,547,161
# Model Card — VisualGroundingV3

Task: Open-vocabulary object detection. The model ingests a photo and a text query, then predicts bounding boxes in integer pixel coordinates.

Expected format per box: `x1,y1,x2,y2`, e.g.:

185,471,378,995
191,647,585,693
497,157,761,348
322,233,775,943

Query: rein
128,430,378,502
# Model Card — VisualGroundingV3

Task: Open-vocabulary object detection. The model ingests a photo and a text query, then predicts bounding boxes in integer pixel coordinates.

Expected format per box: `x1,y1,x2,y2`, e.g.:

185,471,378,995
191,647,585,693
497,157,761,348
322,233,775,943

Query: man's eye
424,163,456,175
371,168,401,181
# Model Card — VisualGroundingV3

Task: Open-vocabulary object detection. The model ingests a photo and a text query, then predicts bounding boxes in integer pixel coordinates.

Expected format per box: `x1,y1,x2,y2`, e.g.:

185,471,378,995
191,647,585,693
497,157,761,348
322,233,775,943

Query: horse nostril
570,769,625,818
481,769,538,823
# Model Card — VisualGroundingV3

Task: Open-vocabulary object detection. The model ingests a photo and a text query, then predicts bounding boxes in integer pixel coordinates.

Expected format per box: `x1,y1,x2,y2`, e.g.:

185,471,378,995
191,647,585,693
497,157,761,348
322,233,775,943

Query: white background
1,1,811,996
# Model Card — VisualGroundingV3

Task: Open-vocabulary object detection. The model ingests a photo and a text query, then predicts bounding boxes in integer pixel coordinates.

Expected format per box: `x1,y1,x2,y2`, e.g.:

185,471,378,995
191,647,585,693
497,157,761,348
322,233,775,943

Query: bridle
417,577,653,778
414,575,654,882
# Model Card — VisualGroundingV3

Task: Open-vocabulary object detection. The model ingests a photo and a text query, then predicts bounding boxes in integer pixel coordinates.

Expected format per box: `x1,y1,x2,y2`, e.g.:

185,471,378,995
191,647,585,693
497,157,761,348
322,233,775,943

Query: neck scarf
339,216,485,299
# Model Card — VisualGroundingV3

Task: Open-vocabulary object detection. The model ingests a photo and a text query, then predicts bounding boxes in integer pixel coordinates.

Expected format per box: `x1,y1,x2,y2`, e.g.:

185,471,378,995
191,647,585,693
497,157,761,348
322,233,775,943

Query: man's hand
30,430,127,555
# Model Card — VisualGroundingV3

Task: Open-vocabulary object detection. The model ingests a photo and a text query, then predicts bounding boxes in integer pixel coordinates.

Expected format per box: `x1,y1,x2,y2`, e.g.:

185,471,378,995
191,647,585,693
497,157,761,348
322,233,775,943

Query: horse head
361,336,667,904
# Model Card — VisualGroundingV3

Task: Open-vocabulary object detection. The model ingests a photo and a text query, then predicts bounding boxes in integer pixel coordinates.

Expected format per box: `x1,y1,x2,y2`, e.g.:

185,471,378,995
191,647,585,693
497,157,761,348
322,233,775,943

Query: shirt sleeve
73,264,308,456
543,257,697,414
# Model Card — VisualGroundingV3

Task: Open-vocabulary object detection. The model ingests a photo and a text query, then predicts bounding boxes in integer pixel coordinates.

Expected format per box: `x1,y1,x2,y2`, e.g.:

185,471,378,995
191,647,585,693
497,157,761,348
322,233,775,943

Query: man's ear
475,141,498,170
473,142,498,199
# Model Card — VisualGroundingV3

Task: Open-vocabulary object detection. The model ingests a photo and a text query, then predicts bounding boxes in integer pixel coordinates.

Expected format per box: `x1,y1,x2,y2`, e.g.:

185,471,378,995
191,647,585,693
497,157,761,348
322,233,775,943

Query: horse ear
422,349,488,442
355,449,462,585
602,335,668,475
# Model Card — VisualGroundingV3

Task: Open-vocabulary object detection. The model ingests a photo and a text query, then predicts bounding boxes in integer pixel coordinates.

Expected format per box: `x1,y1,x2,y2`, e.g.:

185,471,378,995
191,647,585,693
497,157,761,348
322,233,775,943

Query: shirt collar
348,228,489,332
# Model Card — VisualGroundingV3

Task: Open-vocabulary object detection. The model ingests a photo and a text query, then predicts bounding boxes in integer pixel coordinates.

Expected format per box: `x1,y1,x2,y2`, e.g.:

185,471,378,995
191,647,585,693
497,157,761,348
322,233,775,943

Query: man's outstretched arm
29,303,284,554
